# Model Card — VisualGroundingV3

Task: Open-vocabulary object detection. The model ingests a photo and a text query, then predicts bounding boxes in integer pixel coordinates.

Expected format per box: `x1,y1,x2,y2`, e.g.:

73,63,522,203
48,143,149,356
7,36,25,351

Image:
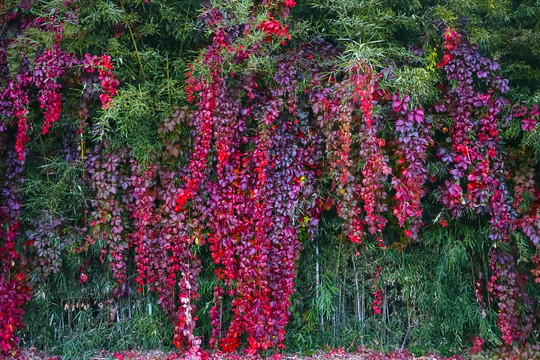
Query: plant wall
1,0,539,359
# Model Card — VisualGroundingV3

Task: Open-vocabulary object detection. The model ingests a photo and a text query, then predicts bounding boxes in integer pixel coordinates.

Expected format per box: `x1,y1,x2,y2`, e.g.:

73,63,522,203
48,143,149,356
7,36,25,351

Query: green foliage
286,216,513,356
63,0,204,165
21,246,174,360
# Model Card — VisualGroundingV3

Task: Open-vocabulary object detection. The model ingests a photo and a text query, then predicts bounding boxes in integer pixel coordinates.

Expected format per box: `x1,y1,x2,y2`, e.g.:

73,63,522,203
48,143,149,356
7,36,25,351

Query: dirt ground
10,346,540,360
7,348,463,360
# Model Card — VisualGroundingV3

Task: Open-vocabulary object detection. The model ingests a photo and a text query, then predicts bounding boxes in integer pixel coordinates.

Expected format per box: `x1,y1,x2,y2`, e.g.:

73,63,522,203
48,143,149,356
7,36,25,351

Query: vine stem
166,57,171,105
128,24,145,76
80,132,85,181
119,0,145,77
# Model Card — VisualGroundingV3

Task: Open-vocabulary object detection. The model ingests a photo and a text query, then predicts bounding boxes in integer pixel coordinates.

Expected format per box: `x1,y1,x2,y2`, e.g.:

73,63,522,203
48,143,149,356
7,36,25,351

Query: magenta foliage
0,6,78,161
354,72,390,242
0,61,31,161
26,214,68,281
0,150,30,355
34,44,72,135
492,251,534,344
83,54,119,110
513,104,538,132
179,14,328,352
372,266,382,315
435,37,509,222
433,28,538,343
87,147,130,284
392,102,431,240
311,68,391,245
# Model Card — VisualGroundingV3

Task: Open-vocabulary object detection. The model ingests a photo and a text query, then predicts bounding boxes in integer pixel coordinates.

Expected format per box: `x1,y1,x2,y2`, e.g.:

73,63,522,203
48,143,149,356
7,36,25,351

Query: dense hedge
1,0,539,359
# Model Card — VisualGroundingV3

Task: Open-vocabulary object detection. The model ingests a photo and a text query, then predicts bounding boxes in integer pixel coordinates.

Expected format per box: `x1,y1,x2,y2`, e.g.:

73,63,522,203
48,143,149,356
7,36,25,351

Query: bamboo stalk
316,238,320,299
342,262,347,327
315,237,323,327
353,256,361,323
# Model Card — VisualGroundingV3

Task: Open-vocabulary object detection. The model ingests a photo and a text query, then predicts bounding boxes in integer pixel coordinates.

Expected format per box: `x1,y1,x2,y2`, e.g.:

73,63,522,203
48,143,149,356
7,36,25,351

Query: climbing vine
1,0,540,358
